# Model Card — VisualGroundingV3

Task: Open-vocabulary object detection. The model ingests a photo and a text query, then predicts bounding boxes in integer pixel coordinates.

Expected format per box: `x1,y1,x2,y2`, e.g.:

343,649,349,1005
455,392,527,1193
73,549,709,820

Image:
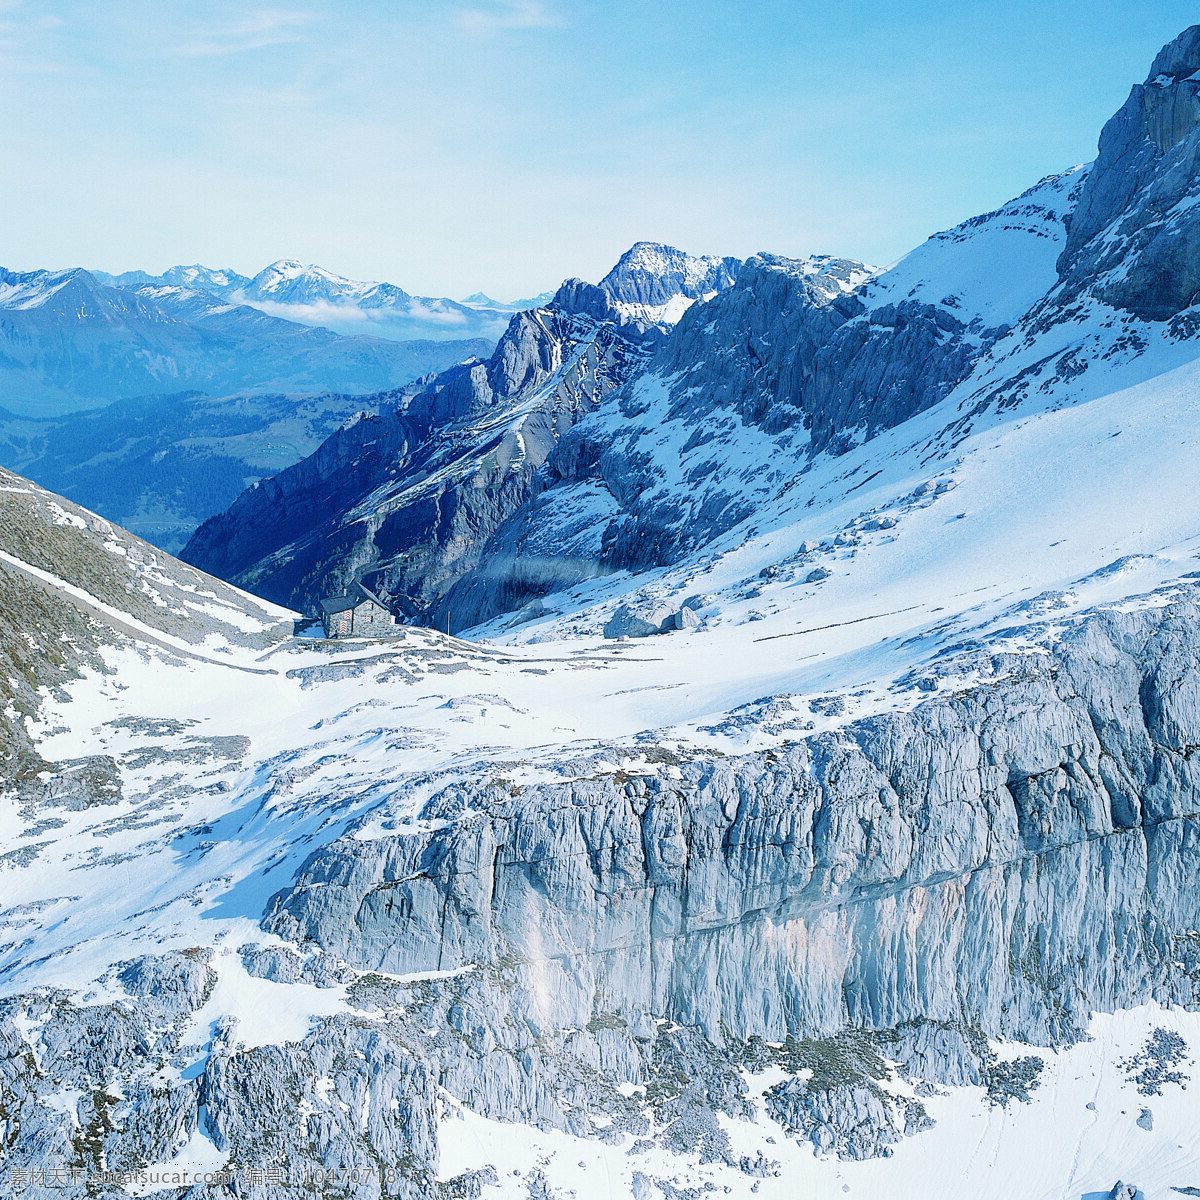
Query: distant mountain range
0,265,492,415
93,260,536,342
461,290,555,310
0,242,739,555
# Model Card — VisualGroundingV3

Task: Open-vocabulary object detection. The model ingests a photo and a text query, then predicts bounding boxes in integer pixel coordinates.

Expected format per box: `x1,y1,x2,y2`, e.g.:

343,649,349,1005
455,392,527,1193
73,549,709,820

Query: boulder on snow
1108,1183,1141,1200
668,605,701,631
603,599,702,638
603,603,672,639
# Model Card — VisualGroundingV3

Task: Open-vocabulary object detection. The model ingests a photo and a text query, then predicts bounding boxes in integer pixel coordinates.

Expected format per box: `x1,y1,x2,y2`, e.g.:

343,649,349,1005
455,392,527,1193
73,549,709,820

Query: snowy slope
865,165,1088,328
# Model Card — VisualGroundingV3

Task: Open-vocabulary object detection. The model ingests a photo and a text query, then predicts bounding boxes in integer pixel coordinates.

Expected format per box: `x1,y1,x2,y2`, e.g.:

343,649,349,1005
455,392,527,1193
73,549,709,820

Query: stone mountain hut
320,582,401,639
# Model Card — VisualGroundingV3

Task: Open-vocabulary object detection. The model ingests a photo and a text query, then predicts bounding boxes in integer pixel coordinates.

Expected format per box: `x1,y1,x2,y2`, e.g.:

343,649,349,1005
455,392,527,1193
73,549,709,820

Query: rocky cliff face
265,595,1200,1051
1051,26,1200,321
600,242,741,307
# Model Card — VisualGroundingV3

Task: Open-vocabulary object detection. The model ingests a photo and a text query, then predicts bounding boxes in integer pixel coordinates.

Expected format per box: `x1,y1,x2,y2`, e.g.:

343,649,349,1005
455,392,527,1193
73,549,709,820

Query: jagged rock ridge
181,279,654,618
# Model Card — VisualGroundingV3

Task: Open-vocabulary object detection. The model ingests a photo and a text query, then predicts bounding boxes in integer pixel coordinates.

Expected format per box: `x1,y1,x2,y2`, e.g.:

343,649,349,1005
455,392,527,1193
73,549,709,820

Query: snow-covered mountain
456,165,1090,620
184,166,1085,633
9,26,1200,1200
180,243,744,619
97,263,253,294
99,259,522,342
0,265,491,414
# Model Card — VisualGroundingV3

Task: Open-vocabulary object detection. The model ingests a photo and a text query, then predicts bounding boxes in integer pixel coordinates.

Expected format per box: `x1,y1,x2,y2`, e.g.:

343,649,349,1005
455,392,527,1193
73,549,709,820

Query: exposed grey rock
984,1056,1044,1108
599,243,741,309
1119,1027,1190,1094
1110,1182,1141,1200
268,594,1200,1055
668,605,701,631
1052,25,1200,320
602,600,701,638
875,1021,988,1087
238,943,353,987
115,950,215,1027
603,603,670,639
766,1076,910,1160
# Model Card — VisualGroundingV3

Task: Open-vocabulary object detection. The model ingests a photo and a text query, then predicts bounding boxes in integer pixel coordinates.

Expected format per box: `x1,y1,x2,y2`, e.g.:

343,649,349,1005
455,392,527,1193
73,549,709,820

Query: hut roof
320,594,358,616
320,582,392,617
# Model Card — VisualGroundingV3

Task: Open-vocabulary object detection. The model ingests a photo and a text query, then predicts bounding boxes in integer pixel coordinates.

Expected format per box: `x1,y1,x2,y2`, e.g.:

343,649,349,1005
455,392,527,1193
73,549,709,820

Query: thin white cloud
177,9,313,57
453,0,563,35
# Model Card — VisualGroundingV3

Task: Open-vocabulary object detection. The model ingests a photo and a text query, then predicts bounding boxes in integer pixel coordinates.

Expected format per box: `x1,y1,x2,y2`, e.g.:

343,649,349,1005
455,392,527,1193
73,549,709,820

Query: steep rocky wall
267,595,1200,1048
1054,25,1200,321
647,253,980,452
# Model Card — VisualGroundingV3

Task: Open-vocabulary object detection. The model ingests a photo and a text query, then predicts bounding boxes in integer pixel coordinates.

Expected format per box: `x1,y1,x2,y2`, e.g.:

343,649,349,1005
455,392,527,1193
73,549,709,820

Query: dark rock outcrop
182,289,653,621
1053,25,1200,320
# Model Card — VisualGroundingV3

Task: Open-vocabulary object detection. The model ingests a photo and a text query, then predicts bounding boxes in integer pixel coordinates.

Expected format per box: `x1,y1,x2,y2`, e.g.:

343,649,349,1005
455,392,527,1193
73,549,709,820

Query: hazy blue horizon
1,2,1195,299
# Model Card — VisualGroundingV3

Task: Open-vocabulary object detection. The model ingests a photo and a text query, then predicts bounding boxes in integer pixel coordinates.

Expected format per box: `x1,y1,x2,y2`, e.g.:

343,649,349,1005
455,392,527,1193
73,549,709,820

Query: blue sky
1,1,1196,298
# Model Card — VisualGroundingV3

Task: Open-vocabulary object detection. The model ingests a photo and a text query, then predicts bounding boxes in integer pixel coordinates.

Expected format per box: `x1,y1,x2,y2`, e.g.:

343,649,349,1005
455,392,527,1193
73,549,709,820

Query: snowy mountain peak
246,259,380,303
789,252,878,294
0,265,164,324
599,240,742,307
162,263,251,292
0,265,85,309
593,241,743,328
